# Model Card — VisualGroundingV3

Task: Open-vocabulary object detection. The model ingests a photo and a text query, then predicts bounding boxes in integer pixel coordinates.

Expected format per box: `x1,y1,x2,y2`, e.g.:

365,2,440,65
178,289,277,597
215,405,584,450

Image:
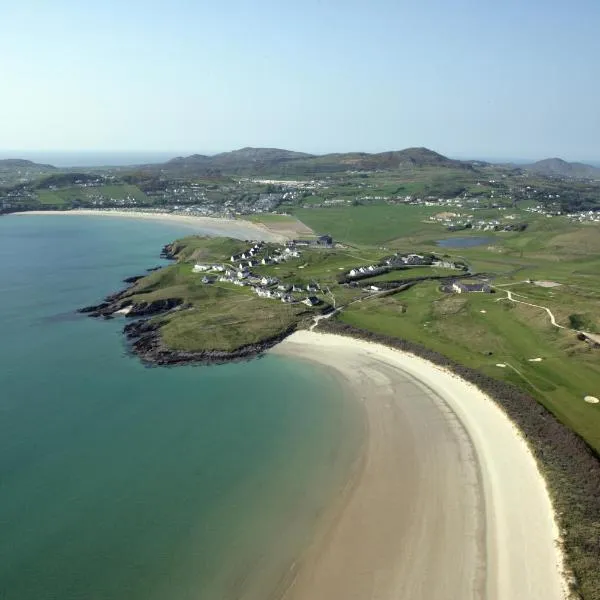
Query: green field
36,184,149,206
292,204,441,245
124,211,600,458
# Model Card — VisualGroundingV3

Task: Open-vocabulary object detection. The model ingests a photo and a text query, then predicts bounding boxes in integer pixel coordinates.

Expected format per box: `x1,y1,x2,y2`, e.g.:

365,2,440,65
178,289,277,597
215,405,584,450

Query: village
192,240,324,307
190,236,492,310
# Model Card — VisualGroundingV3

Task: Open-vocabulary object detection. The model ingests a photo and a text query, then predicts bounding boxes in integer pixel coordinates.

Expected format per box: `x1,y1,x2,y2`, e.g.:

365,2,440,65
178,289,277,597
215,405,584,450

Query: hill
0,158,56,170
525,158,600,180
152,146,472,176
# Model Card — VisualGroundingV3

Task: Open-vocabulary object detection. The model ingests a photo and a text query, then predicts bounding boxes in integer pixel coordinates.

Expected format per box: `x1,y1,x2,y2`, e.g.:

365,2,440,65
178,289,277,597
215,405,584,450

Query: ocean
0,215,362,600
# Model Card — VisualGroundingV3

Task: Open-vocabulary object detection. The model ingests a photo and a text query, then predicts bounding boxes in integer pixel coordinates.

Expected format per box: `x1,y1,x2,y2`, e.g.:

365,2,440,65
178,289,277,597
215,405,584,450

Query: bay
0,215,362,600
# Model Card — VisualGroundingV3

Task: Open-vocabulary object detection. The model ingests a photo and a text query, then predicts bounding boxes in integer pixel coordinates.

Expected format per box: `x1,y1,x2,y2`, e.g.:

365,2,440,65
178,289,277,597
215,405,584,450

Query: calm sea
0,215,362,600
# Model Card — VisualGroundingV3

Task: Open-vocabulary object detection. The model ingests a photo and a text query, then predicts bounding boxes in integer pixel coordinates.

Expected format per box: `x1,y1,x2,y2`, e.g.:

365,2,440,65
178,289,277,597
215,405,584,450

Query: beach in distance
13,209,289,241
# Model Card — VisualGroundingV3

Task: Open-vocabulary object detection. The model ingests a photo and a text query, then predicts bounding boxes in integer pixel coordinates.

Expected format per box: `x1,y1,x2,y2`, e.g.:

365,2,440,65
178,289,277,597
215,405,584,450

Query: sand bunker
496,363,507,368
534,281,561,288
528,357,543,362
584,396,599,404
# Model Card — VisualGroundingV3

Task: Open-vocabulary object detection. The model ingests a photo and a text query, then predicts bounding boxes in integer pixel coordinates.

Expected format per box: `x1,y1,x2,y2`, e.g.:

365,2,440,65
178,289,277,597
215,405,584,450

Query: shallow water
0,215,362,600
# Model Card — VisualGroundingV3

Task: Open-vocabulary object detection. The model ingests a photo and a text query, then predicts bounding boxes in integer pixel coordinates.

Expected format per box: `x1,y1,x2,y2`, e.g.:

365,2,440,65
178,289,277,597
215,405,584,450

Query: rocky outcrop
123,275,145,284
160,243,178,260
124,318,297,366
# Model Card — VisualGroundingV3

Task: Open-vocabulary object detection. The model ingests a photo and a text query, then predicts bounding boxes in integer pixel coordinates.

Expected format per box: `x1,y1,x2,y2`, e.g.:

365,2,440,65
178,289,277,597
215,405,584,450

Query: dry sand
12,210,286,242
272,331,566,600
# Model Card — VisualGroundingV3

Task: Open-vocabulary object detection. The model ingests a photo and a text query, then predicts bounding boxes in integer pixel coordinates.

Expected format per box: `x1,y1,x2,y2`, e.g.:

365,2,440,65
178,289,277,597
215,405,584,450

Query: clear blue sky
2,0,599,160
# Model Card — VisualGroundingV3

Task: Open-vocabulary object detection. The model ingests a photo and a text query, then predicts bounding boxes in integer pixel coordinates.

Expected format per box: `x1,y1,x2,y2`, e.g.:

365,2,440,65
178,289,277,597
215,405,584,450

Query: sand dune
272,331,566,600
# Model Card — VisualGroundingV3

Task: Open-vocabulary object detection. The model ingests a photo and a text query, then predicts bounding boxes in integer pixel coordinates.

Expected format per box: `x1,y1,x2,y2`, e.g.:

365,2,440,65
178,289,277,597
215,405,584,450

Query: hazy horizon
1,148,599,169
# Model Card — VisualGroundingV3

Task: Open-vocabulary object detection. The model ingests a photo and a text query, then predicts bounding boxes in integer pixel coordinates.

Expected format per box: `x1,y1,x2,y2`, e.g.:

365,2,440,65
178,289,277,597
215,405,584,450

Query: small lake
436,236,494,248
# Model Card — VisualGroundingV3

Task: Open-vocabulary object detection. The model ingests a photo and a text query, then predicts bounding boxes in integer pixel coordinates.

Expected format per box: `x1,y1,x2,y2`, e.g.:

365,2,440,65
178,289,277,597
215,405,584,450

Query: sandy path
11,210,286,242
271,331,566,600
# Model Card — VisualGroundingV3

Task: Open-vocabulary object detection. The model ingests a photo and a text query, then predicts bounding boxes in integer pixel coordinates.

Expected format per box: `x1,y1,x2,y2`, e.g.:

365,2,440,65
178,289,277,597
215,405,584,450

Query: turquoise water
0,216,362,600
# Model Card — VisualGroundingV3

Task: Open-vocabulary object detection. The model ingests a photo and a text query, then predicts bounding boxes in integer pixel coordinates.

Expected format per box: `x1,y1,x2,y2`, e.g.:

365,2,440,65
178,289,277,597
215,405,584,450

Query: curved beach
272,331,566,600
12,209,288,242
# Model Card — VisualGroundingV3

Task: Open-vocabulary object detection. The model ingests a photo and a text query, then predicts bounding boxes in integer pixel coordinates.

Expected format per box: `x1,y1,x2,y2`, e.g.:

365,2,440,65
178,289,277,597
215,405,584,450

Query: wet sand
271,331,566,600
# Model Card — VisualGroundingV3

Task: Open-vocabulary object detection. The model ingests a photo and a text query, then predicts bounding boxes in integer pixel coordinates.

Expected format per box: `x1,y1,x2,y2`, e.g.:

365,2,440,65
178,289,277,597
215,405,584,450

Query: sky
2,0,599,161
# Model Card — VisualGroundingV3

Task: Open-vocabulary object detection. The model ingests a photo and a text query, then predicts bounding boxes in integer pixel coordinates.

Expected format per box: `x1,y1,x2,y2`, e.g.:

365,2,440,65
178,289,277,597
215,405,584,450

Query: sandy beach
272,331,566,600
12,210,287,242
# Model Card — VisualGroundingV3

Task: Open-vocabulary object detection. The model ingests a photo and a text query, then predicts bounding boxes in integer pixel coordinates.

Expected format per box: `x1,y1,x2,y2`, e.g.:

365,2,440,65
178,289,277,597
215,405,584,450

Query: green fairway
292,204,440,245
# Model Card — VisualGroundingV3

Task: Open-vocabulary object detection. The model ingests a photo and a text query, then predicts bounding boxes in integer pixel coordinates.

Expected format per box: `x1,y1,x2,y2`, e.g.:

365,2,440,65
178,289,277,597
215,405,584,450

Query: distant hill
153,146,472,176
525,158,600,180
0,158,56,170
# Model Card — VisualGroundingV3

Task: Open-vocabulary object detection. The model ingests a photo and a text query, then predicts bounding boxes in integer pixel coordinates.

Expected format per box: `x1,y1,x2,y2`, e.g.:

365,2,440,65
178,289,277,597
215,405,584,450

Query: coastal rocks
127,298,183,317
122,275,145,284
160,243,177,260
124,319,297,366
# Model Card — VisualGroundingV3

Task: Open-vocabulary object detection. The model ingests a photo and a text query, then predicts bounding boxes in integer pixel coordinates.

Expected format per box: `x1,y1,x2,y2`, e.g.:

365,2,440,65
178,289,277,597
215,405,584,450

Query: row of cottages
451,282,492,293
193,263,226,273
348,265,385,277
252,286,295,304
230,242,264,263
385,253,431,267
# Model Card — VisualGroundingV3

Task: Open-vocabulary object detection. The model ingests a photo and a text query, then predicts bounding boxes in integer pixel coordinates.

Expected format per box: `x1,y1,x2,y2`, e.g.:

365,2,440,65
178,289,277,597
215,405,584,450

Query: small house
302,296,320,307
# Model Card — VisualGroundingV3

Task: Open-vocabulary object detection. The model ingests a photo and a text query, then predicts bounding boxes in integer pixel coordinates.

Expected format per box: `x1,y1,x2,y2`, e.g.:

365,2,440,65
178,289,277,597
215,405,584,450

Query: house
212,265,225,272
192,264,211,273
201,276,214,284
261,257,271,265
261,276,278,286
306,283,319,292
292,284,303,292
317,234,333,247
281,294,294,303
255,287,273,298
302,296,320,307
368,285,381,291
237,270,249,279
277,284,291,292
231,254,241,262
451,281,491,293
349,269,359,277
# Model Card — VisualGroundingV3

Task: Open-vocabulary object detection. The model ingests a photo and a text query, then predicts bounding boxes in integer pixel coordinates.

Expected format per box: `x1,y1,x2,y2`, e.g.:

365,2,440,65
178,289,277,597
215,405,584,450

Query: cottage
317,234,333,247
302,296,320,307
192,264,211,273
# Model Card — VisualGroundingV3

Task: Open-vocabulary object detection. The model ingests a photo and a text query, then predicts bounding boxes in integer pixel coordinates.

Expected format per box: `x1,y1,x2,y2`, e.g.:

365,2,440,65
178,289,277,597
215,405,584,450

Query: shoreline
271,330,567,600
10,209,287,242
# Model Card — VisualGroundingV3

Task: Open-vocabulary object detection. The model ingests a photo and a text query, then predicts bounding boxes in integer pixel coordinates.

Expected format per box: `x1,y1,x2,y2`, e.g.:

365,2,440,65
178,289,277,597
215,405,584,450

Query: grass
292,204,441,245
35,184,149,206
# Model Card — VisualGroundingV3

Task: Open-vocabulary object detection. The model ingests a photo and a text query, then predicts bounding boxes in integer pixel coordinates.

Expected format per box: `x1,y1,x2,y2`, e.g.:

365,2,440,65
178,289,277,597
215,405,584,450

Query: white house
193,264,211,273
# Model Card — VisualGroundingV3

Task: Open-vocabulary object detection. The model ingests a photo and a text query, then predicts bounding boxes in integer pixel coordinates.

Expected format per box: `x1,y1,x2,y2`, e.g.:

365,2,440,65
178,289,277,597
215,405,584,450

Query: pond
436,236,494,248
